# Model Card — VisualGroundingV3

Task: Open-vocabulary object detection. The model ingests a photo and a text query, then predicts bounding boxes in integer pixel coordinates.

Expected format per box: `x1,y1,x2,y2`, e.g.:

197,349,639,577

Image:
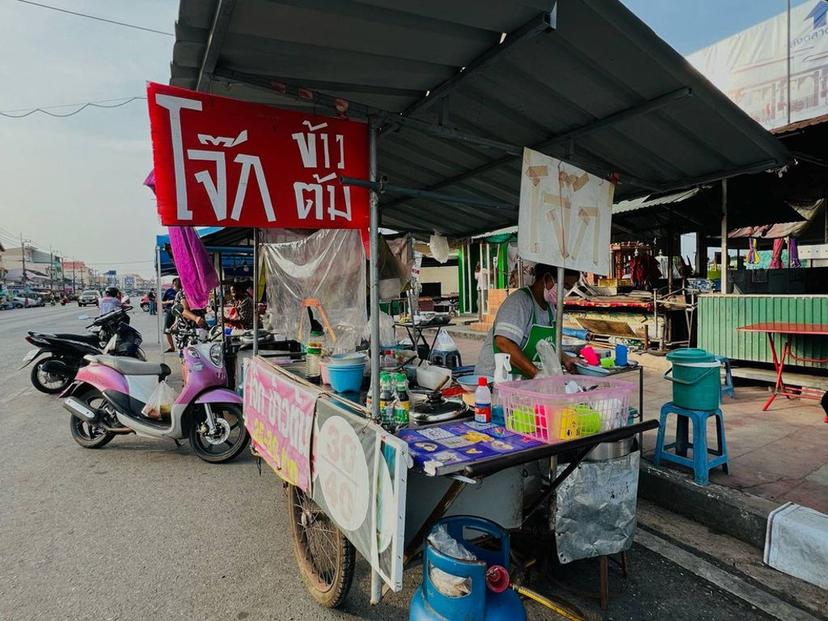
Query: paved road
0,306,774,620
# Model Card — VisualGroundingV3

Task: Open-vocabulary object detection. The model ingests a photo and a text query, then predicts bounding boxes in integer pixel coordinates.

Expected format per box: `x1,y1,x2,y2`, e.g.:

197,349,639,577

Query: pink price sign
243,357,316,493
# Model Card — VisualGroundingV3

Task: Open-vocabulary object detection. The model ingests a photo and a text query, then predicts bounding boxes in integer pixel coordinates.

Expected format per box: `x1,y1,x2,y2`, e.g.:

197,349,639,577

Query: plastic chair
653,402,729,485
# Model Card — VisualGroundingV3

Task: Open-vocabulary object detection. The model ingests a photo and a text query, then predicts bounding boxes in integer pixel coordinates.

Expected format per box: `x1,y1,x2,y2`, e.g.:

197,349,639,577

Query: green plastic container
664,348,720,410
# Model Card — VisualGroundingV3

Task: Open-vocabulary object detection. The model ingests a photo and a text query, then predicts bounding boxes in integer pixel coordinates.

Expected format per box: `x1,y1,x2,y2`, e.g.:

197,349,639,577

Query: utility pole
71,260,76,295
20,233,27,284
49,247,54,302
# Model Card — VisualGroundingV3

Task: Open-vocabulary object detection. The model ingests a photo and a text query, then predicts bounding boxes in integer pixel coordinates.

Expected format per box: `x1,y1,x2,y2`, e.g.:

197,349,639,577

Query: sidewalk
441,330,828,516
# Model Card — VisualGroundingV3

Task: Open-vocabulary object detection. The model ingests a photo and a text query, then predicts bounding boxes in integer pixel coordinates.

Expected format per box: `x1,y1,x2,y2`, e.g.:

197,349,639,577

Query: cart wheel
287,484,355,608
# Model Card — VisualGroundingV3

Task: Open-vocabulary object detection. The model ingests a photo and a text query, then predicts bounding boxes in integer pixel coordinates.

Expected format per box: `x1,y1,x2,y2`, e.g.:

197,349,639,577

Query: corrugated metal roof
613,188,701,215
170,0,790,237
771,113,828,135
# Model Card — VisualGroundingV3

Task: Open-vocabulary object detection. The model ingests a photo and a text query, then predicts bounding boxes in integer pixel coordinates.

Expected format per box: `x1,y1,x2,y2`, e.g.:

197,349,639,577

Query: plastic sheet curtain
261,229,366,352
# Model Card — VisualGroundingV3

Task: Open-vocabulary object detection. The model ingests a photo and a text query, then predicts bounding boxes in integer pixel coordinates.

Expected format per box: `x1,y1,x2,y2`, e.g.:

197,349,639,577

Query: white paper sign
518,148,614,275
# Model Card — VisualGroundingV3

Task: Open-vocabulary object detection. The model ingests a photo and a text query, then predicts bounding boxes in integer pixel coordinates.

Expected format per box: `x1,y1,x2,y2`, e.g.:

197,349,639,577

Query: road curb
638,460,777,549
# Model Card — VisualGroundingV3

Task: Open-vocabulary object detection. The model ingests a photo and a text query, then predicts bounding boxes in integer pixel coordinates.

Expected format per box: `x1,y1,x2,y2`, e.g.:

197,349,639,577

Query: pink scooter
61,338,248,463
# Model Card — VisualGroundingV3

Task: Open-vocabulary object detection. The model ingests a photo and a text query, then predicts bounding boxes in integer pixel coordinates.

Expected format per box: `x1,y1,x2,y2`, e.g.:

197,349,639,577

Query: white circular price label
316,416,369,531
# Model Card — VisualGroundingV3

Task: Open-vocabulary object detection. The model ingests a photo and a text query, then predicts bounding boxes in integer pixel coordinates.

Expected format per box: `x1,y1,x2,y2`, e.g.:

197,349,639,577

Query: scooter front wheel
188,403,249,463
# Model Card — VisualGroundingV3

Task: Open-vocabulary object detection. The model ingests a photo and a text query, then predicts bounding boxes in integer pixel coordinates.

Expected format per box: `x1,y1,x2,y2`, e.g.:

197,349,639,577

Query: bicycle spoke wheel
287,484,355,608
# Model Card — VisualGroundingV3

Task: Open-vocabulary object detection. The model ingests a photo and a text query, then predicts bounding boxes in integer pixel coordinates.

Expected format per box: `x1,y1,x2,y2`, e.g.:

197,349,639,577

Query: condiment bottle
394,373,410,426
474,377,492,424
379,373,395,428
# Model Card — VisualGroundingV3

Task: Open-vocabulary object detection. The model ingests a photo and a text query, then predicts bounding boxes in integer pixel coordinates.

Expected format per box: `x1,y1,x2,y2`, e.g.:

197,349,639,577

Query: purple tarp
145,169,218,309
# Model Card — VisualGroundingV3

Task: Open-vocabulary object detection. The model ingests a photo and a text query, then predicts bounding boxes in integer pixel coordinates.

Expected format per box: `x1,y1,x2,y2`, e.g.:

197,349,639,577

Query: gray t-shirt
475,288,554,376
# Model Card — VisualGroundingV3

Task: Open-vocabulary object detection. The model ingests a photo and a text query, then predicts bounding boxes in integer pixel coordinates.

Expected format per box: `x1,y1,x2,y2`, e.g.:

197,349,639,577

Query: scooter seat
54,332,100,345
88,355,171,378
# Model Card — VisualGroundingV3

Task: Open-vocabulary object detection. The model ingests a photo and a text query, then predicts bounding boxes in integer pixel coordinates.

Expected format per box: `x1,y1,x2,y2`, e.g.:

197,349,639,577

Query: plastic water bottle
475,377,492,424
306,329,323,380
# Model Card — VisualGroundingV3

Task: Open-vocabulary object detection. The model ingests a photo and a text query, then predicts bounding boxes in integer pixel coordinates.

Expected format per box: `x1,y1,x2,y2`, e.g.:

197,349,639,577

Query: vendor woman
475,263,580,378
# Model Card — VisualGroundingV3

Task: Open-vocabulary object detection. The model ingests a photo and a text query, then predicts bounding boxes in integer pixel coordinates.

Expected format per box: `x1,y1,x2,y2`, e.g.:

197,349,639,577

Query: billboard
687,0,828,130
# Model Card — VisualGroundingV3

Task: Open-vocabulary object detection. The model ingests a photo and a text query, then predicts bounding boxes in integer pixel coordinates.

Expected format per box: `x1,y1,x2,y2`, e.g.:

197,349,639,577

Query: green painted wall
698,294,828,368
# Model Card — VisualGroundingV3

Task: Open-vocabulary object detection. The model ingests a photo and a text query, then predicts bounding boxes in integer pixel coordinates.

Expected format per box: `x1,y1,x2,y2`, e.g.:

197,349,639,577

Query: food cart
146,79,658,610
153,0,790,610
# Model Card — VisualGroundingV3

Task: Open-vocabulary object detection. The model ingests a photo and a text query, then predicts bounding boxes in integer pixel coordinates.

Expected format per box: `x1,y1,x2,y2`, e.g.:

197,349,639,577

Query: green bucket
664,348,720,410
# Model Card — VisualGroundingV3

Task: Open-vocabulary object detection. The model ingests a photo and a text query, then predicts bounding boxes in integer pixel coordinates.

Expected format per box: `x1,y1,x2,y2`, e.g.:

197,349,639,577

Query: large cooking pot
584,436,634,461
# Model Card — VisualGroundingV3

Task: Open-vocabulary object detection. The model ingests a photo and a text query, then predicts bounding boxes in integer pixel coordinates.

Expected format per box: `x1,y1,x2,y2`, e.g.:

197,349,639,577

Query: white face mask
543,281,558,306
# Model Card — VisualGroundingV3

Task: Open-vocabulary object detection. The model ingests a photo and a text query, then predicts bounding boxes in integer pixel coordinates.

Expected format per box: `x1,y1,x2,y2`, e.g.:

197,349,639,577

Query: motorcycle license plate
20,349,39,367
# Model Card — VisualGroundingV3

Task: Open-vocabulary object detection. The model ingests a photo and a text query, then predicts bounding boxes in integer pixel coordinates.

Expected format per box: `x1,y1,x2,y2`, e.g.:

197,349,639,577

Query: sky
0,1,816,277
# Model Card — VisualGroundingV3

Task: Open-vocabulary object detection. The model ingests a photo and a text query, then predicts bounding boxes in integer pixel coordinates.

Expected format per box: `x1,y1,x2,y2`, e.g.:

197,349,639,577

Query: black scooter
21,311,144,394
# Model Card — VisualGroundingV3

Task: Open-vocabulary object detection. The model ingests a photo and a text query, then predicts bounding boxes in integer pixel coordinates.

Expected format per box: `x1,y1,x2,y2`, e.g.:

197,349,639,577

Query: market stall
154,0,790,612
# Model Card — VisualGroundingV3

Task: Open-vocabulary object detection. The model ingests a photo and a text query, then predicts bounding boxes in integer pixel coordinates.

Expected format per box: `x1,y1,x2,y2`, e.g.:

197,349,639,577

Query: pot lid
666,347,715,363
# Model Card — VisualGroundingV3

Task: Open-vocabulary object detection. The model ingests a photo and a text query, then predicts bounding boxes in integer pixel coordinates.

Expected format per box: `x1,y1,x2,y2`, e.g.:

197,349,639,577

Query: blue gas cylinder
409,516,526,621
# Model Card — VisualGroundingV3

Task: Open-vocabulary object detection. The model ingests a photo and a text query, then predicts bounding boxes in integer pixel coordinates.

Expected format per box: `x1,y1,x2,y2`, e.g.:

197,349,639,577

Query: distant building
4,246,63,290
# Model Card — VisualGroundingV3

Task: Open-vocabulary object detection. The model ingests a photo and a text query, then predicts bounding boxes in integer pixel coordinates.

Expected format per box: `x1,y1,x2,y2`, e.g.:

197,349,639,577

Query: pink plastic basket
496,376,634,445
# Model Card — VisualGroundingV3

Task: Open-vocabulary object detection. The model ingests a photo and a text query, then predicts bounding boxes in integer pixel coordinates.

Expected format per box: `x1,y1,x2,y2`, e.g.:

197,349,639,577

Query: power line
15,0,174,37
0,96,145,119
84,260,154,265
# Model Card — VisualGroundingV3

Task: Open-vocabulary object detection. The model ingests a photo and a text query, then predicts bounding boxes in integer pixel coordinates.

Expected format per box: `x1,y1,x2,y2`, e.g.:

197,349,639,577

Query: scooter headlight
209,343,223,367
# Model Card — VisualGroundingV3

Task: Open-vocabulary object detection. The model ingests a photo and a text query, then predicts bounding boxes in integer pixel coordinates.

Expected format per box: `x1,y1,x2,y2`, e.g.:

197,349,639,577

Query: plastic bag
427,524,476,596
536,339,562,376
429,233,450,264
141,380,178,419
433,330,458,352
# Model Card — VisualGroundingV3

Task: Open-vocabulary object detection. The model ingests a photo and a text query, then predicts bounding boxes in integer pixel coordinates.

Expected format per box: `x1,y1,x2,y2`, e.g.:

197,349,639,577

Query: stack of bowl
324,352,367,393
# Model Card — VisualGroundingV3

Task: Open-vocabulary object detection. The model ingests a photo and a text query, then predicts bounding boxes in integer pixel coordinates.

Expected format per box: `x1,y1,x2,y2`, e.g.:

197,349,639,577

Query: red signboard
146,82,369,229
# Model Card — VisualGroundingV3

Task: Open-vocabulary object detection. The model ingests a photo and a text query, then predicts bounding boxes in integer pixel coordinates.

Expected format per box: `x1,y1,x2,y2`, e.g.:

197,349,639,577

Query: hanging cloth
167,227,220,309
770,238,785,269
746,238,759,265
789,237,801,268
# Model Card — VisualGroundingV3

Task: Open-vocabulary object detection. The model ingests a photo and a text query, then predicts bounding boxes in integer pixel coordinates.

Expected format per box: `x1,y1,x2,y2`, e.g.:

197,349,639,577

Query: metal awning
613,188,701,215
170,0,790,237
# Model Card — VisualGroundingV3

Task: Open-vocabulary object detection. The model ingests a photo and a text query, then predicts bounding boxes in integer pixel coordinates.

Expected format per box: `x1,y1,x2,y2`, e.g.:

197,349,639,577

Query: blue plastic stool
653,402,729,485
715,355,735,400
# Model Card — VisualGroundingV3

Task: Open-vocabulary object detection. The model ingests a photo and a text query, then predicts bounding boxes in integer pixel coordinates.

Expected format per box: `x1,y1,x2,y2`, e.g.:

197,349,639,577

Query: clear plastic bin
496,376,634,444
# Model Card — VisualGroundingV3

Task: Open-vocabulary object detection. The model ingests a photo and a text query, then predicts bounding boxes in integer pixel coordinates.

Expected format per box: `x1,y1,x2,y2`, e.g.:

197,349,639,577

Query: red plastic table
737,322,828,418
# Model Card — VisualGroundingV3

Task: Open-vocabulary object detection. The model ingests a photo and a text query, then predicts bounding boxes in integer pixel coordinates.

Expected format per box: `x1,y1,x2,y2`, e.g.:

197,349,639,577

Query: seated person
475,263,580,379
224,283,254,330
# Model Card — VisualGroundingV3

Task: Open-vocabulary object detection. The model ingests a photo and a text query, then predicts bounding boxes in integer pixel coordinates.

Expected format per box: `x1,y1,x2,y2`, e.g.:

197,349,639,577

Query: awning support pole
556,266,565,363
368,120,381,424
155,246,162,344
368,117,383,606
720,179,728,294
252,228,259,356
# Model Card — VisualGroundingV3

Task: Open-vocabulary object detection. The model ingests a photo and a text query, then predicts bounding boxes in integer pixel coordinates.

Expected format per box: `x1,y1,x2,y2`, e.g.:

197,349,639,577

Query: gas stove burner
410,389,468,424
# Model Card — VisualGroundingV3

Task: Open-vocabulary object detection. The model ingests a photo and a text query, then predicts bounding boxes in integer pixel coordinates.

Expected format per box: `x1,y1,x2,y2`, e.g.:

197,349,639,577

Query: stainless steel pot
584,436,634,461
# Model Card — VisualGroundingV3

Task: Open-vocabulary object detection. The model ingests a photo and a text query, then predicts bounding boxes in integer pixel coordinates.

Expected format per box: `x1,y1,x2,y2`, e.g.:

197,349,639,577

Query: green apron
493,288,556,378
